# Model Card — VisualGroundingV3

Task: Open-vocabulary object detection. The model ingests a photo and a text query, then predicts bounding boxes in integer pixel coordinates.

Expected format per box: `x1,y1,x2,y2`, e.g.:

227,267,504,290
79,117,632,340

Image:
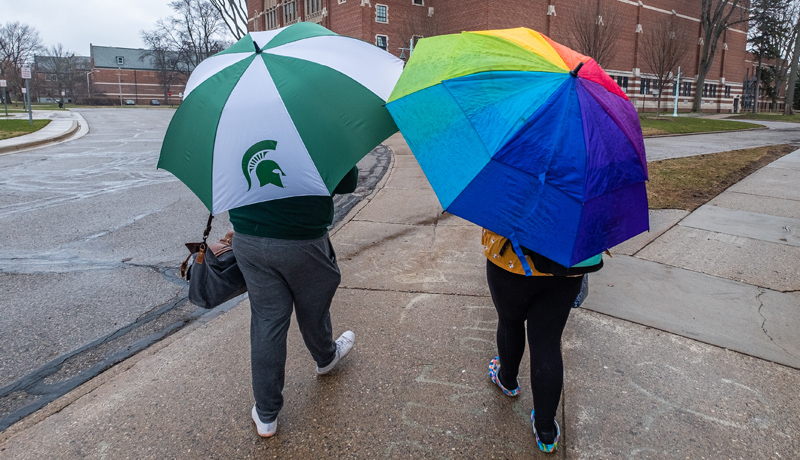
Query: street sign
168,91,172,96
0,80,6,87
21,88,27,94
61,90,65,96
21,65,31,79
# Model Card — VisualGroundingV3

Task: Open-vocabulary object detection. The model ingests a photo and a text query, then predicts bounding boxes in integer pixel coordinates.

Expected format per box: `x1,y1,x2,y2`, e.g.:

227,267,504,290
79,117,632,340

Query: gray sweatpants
233,232,341,423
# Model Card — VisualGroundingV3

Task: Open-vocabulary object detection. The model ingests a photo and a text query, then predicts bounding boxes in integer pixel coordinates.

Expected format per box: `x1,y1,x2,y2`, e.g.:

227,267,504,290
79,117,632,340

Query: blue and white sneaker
531,409,560,453
488,356,520,397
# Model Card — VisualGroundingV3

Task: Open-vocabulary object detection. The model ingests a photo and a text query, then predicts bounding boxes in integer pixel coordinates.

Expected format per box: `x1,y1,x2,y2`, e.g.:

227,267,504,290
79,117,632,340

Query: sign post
21,65,33,125
0,80,7,116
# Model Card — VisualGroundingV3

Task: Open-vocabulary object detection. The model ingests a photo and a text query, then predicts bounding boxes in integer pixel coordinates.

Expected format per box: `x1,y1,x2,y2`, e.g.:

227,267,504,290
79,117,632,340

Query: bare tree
37,44,82,101
756,1,799,110
785,5,800,114
639,18,691,116
169,0,228,70
141,28,185,103
568,0,623,68
209,0,248,39
693,0,748,112
0,21,44,101
747,0,792,112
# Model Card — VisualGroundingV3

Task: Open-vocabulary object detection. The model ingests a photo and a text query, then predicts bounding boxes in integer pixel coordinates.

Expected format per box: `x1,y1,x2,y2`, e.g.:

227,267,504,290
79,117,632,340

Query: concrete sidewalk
1,133,799,458
0,110,86,155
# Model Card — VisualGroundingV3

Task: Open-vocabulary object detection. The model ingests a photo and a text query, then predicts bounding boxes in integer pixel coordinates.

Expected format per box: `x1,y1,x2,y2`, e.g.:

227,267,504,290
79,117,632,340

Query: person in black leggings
483,229,590,453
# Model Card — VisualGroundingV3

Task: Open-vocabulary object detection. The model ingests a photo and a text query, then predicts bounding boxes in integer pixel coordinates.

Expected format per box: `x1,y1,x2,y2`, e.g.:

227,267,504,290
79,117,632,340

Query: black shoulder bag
180,214,247,309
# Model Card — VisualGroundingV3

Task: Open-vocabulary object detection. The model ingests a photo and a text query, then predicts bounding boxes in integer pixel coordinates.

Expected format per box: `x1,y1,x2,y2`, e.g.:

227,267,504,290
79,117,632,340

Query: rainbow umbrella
386,28,649,272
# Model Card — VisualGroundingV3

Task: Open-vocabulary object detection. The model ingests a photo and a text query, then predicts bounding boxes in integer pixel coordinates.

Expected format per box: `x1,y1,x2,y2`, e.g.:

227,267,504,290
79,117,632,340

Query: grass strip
0,119,51,140
729,113,800,123
639,116,761,136
647,144,796,211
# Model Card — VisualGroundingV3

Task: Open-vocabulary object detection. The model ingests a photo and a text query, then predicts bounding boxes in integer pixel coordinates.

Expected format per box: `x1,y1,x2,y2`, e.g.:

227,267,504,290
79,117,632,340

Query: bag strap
180,213,214,279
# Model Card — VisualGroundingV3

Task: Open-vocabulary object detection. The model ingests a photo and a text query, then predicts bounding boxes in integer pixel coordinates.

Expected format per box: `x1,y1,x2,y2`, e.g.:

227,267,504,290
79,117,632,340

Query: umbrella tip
570,62,584,77
253,40,262,54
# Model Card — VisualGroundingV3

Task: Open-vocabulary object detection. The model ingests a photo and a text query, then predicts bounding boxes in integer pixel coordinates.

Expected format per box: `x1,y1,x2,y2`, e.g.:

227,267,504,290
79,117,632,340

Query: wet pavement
0,109,389,431
0,114,798,459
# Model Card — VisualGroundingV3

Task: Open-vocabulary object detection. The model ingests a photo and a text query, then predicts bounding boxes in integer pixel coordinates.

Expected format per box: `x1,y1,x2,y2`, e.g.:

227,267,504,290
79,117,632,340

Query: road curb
0,120,80,155
643,125,769,139
330,143,395,238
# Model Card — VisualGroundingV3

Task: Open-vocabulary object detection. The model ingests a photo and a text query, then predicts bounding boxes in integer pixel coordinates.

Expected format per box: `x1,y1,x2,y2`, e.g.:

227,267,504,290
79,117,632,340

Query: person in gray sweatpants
228,166,358,438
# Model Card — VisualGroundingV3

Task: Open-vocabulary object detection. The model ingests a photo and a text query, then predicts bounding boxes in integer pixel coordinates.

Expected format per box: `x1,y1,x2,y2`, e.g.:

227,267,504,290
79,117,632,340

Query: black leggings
486,260,582,433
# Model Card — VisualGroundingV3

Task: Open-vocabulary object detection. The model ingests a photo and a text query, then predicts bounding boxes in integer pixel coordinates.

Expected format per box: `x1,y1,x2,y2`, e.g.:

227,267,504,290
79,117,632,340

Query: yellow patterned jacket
482,228,551,276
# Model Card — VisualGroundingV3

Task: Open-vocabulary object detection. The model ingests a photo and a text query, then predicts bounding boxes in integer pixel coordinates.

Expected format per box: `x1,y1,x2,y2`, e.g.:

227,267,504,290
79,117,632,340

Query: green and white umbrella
158,23,404,214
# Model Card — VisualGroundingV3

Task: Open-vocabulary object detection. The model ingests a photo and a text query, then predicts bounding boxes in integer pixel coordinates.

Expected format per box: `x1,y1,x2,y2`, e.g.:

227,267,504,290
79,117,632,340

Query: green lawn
729,113,800,123
639,116,762,136
647,144,795,211
0,119,51,140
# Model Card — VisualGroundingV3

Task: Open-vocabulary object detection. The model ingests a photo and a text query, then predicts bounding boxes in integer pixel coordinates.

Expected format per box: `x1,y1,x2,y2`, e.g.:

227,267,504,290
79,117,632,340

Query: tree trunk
656,81,662,116
692,72,707,112
785,15,800,115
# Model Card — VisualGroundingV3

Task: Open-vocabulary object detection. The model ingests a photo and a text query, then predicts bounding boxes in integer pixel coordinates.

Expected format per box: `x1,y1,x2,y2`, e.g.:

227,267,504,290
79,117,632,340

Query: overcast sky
3,0,178,56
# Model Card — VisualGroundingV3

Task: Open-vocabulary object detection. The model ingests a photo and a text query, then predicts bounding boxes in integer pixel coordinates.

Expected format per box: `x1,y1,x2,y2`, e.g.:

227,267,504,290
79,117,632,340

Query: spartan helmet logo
242,140,285,191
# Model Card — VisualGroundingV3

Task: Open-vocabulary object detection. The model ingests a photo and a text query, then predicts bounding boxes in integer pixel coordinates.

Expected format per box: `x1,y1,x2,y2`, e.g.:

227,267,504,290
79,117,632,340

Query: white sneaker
316,330,355,374
251,405,277,437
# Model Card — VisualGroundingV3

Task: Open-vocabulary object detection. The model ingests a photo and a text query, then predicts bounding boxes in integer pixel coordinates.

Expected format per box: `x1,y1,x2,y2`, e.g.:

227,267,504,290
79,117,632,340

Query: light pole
673,66,681,117
85,70,96,99
398,37,415,62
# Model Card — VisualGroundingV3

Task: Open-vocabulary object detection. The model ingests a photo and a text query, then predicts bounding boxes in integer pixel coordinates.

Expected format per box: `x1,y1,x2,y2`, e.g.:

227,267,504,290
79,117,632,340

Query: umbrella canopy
386,28,649,269
158,23,403,214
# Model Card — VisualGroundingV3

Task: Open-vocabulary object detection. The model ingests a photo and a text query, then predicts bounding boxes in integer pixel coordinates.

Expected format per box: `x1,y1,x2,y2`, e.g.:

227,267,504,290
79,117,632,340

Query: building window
725,85,731,98
306,0,323,14
412,0,423,4
711,84,717,97
116,56,124,66
702,84,708,97
376,34,388,50
376,4,388,23
265,6,278,29
639,78,651,95
284,0,298,23
616,76,628,93
680,81,692,96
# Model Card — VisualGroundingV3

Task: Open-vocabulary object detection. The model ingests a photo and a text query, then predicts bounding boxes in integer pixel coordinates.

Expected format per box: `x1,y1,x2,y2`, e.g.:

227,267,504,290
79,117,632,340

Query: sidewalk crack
756,288,772,342
755,289,793,359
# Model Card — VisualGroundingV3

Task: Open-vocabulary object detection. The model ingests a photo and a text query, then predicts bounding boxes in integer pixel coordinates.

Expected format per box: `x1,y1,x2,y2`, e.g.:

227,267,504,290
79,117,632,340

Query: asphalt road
644,120,800,160
0,108,390,430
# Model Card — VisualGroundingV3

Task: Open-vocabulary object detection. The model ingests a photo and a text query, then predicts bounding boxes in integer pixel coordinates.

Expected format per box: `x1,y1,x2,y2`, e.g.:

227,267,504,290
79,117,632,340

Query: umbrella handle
196,213,214,265
570,62,584,78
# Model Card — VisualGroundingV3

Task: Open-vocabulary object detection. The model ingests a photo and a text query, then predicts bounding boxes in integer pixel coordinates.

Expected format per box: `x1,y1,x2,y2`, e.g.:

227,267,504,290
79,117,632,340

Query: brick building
87,45,188,105
33,55,92,103
246,0,754,113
